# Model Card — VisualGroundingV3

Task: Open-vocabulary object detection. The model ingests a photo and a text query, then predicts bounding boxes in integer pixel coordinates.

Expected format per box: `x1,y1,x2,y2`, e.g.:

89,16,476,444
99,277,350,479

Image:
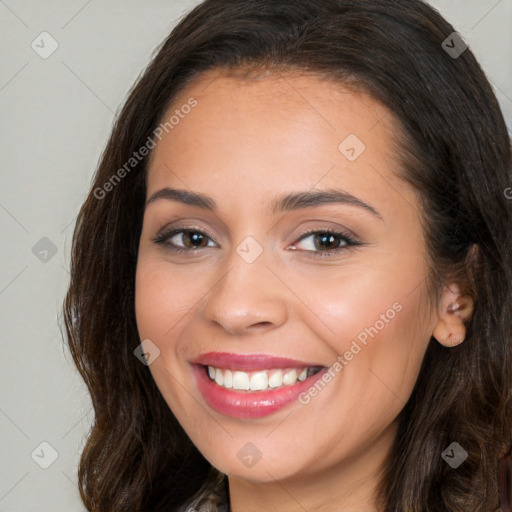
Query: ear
432,282,475,347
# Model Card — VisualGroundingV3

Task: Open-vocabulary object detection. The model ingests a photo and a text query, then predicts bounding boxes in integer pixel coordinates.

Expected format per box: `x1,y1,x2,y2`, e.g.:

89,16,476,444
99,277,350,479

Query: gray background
0,1,510,511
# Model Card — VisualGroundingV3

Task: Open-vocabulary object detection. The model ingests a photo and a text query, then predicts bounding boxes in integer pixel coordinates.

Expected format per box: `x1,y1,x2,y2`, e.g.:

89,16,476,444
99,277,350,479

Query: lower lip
192,364,328,419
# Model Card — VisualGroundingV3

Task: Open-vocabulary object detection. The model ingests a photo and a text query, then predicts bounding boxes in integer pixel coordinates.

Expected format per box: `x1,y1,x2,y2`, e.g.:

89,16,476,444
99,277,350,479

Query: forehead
148,70,399,166
172,68,391,129
145,69,417,223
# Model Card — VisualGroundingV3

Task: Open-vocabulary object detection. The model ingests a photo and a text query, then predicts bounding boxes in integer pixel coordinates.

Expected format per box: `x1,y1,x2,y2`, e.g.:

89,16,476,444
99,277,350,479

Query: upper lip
191,352,325,371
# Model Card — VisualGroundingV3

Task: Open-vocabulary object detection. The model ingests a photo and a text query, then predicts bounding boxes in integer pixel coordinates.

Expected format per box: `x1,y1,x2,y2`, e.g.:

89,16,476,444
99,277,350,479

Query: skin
135,69,473,512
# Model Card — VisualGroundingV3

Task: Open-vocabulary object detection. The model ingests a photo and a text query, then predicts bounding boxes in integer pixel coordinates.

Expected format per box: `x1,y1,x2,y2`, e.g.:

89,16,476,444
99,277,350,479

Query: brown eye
179,230,210,249
152,228,217,252
291,229,361,258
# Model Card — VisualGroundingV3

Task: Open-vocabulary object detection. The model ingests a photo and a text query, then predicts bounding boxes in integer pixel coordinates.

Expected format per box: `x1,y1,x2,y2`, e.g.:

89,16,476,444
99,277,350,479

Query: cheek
134,257,205,342
298,259,425,344
297,287,430,459
297,254,432,403
134,257,202,416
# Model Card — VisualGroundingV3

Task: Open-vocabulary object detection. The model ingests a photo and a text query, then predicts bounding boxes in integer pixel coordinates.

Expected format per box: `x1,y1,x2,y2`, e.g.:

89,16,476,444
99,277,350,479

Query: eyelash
152,226,362,258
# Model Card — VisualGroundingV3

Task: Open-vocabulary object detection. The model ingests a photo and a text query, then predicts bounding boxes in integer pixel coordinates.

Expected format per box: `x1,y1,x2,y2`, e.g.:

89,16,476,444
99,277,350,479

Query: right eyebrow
146,187,216,210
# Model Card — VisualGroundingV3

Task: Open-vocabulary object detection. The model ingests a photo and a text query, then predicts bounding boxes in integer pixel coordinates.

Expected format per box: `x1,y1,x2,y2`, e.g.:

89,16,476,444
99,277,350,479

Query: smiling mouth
203,365,325,392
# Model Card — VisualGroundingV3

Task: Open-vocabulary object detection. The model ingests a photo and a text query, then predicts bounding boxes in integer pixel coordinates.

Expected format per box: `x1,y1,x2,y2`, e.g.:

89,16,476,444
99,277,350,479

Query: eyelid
152,222,362,259
154,223,219,245
154,219,358,241
289,227,360,254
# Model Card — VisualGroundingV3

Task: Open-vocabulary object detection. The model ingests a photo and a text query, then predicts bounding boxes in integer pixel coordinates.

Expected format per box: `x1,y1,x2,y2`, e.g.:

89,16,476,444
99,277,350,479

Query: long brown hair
62,0,512,510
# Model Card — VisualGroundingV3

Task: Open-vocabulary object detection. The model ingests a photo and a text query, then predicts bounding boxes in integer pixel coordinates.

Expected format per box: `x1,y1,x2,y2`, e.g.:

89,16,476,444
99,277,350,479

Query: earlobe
432,283,475,348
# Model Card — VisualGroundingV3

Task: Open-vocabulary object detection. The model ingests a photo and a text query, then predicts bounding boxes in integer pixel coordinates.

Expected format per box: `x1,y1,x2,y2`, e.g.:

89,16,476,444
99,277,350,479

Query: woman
62,0,512,510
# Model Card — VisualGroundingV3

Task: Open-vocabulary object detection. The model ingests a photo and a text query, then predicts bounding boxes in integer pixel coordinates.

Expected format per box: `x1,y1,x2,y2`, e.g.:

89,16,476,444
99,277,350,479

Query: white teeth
250,371,268,391
282,369,297,386
223,369,233,389
232,371,250,390
268,370,283,388
206,365,318,391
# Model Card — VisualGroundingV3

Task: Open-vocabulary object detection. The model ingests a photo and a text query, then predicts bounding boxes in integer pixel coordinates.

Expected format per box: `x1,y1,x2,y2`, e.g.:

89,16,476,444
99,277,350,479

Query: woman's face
135,70,437,487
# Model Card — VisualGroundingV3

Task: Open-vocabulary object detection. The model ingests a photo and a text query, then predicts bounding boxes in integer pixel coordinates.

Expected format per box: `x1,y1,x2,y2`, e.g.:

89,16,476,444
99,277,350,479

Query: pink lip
191,351,323,371
191,358,328,419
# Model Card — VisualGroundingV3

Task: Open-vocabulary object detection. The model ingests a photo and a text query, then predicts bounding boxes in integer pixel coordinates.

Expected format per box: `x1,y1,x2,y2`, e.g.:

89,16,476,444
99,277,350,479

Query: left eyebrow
271,189,383,220
145,187,383,221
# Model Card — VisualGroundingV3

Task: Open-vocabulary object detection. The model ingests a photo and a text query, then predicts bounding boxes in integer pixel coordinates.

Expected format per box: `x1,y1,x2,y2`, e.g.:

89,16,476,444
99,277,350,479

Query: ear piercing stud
447,303,459,313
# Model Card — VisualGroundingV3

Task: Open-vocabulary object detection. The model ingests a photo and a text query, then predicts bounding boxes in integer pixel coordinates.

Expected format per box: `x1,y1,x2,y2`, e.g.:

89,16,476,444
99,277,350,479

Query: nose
200,244,289,336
